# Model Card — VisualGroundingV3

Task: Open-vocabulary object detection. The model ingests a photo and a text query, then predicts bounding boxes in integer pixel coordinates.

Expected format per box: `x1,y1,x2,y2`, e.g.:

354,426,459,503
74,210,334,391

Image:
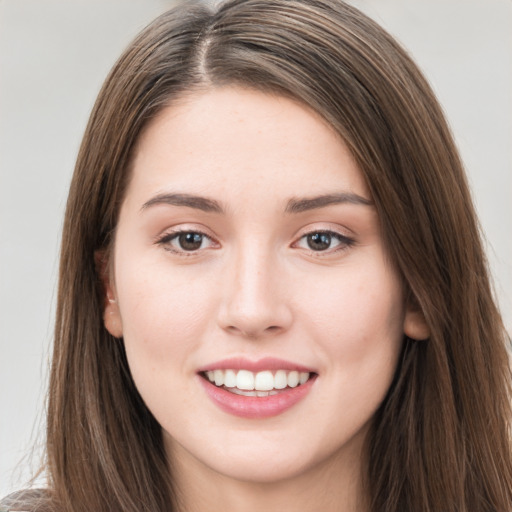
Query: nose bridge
219,238,291,337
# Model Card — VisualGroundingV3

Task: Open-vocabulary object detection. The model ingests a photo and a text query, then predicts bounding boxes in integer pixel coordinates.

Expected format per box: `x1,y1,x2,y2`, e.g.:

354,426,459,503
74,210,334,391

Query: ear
403,299,430,341
94,250,123,338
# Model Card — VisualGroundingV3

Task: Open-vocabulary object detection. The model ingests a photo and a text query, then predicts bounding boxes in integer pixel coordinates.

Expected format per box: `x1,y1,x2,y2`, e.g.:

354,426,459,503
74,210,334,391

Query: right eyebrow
285,192,373,213
140,193,224,214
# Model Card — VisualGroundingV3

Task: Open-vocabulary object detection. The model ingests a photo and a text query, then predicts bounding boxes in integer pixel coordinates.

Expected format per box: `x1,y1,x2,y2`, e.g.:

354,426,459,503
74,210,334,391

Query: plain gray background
1,0,511,498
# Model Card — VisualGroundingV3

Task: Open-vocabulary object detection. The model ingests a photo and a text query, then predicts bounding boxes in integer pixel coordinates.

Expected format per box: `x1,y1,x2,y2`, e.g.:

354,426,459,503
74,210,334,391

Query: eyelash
155,229,355,257
156,229,217,256
294,230,355,255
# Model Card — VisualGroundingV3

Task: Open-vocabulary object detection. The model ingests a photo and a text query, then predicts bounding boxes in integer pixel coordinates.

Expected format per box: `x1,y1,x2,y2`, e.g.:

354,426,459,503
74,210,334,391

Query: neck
167,435,369,512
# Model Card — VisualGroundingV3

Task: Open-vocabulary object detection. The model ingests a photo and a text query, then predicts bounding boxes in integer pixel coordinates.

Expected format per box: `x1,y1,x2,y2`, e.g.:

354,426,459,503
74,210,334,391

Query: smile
203,369,312,396
198,359,317,418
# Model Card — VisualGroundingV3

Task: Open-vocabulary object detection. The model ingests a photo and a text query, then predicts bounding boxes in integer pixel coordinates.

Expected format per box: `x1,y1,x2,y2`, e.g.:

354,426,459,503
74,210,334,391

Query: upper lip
197,356,316,374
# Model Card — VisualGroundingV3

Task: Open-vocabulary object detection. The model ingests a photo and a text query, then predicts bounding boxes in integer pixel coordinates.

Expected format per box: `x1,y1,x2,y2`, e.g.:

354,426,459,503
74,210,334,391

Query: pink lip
197,356,315,373
198,373,317,419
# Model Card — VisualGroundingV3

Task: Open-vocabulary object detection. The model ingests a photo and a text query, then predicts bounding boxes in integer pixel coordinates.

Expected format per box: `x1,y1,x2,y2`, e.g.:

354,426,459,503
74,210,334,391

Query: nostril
224,324,281,339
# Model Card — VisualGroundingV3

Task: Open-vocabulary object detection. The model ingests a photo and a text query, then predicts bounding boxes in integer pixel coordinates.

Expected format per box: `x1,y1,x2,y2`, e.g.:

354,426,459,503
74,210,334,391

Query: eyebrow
285,193,373,213
140,191,373,215
141,193,224,213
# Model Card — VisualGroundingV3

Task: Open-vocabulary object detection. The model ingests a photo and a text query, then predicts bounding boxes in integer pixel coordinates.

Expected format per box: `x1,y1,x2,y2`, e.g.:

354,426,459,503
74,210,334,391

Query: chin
206,452,316,485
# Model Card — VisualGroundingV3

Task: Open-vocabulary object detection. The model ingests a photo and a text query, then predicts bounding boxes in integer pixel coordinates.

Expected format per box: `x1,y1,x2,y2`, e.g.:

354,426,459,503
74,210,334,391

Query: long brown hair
6,0,511,510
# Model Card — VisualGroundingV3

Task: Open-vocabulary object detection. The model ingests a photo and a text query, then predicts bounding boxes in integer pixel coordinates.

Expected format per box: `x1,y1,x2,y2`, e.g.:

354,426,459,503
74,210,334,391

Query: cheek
296,259,405,367
113,256,221,426
114,255,217,368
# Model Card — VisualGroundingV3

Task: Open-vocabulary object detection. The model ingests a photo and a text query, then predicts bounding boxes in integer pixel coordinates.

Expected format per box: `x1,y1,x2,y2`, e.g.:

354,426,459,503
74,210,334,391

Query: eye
295,230,354,253
157,230,216,253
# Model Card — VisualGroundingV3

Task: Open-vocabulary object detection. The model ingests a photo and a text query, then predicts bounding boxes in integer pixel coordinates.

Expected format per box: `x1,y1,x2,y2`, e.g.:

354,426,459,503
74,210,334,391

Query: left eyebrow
285,193,373,213
140,193,224,213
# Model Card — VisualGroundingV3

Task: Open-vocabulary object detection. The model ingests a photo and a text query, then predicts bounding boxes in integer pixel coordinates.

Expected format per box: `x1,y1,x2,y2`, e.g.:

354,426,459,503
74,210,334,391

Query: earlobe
403,306,430,341
94,250,123,338
104,295,123,338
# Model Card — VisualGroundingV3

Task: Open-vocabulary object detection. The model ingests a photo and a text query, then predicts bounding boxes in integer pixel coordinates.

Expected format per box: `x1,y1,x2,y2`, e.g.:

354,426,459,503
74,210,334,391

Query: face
103,87,427,485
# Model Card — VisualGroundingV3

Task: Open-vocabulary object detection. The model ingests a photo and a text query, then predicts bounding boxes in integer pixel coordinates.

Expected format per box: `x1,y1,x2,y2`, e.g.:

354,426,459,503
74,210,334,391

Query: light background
1,0,511,498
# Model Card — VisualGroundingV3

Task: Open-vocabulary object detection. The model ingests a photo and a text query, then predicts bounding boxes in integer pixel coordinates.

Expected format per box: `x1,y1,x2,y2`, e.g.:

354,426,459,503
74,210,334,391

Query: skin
103,87,429,512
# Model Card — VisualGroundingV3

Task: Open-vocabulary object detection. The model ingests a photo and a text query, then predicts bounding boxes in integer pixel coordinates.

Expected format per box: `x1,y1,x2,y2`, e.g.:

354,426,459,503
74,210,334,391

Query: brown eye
177,232,204,251
295,230,355,255
158,230,215,253
307,232,332,251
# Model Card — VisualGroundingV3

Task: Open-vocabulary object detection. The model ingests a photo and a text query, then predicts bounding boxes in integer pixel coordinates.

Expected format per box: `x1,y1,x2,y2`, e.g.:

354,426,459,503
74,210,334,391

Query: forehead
126,87,370,207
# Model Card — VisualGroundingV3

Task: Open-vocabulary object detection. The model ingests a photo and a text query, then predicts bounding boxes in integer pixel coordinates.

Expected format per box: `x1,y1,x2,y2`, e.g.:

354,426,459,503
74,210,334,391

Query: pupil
307,232,331,251
179,232,203,251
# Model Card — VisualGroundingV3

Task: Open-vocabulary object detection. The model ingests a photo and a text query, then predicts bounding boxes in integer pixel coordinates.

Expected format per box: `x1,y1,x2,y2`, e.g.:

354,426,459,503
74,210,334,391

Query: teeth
274,370,287,389
229,388,280,397
287,371,299,388
204,369,312,392
224,369,237,388
214,369,224,386
254,370,274,391
236,370,255,390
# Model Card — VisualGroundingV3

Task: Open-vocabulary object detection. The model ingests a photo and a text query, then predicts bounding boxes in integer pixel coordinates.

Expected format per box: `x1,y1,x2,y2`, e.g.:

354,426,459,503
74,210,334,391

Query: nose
217,243,293,339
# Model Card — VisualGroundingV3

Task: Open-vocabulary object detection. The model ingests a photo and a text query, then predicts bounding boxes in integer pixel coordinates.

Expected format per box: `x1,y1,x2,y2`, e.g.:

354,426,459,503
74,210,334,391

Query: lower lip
199,375,316,419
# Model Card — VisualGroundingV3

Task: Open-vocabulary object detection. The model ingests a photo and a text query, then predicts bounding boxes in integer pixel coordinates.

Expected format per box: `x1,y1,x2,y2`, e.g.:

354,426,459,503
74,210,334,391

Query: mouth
198,361,317,418
201,369,315,397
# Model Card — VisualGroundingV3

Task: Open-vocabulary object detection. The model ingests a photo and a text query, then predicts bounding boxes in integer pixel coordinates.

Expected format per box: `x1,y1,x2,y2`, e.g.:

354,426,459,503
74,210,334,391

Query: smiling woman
2,0,511,511
101,88,425,498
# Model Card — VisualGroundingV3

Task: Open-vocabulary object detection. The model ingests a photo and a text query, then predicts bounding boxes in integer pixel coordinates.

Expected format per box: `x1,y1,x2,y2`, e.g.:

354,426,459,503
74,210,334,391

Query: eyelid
155,224,220,254
291,224,356,255
154,223,355,257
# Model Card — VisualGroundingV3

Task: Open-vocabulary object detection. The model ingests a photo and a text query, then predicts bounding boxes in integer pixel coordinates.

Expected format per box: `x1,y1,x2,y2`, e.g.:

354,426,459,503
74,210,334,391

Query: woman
3,0,511,510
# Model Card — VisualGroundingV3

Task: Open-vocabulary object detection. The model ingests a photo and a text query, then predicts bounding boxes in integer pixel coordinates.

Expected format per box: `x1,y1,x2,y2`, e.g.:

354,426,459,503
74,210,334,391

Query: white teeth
230,388,257,396
204,368,312,392
214,369,224,386
224,369,237,388
287,371,299,388
229,388,280,397
274,370,288,389
254,371,274,391
236,370,255,390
